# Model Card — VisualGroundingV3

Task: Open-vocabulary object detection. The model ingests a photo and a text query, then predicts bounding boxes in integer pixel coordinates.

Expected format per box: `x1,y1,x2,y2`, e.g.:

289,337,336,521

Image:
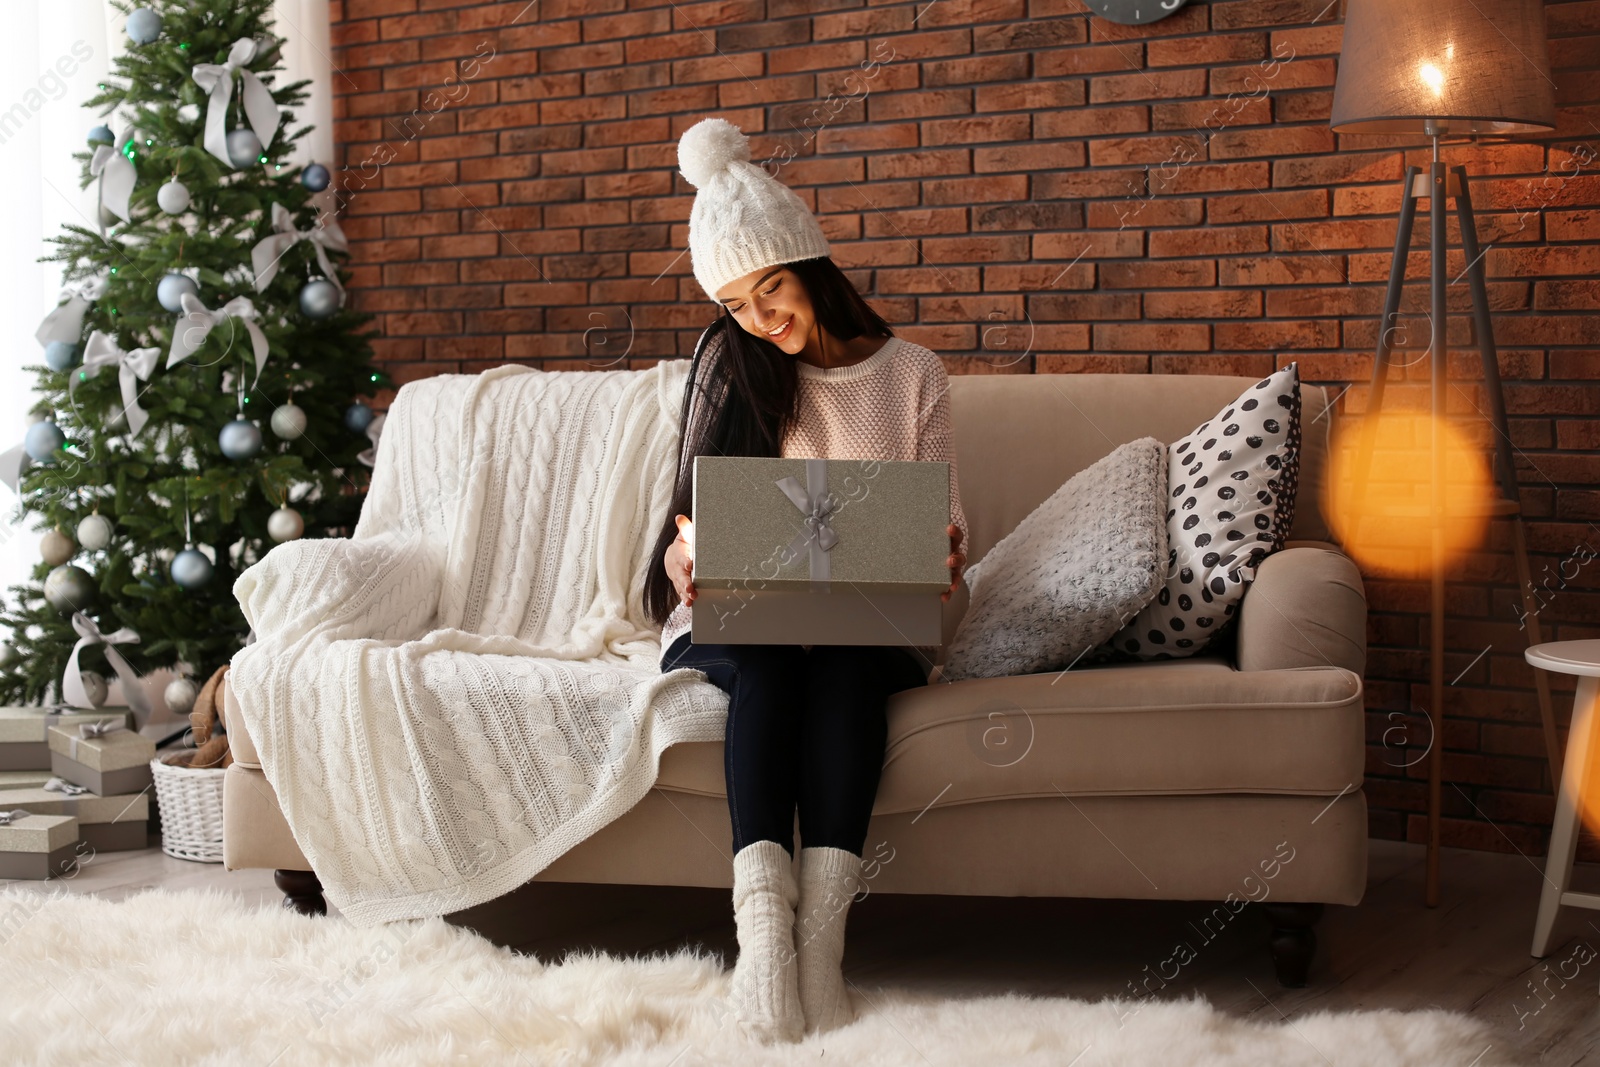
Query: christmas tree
0,0,383,711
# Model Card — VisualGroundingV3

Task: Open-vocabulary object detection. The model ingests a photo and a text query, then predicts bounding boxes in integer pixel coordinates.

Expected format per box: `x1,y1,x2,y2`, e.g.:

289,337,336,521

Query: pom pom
678,118,750,189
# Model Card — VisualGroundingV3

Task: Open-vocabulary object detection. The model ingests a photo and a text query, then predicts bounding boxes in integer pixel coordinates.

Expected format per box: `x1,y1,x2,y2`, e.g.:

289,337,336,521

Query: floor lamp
1330,0,1558,908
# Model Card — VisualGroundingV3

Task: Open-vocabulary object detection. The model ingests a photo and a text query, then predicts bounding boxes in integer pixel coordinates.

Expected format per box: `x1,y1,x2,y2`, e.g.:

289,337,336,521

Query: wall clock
1088,0,1190,24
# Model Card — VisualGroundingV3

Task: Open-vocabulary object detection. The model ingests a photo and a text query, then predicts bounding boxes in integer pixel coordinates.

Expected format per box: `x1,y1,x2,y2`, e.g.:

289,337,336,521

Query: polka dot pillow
1102,364,1302,660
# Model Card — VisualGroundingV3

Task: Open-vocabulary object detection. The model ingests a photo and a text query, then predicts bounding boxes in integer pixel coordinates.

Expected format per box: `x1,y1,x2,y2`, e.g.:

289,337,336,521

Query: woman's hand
666,513,697,607
942,522,965,602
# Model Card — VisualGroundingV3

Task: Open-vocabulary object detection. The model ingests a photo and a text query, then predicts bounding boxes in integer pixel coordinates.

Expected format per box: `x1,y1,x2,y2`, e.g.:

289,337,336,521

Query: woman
643,118,969,1044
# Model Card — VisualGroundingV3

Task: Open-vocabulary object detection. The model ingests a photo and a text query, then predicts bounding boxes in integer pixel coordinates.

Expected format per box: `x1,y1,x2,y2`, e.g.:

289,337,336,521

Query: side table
1528,640,1600,957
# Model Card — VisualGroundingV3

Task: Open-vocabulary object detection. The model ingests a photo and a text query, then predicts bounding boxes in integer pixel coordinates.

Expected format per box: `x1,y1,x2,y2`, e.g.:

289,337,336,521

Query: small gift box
0,770,55,790
691,456,951,645
0,809,81,880
46,720,155,795
0,707,132,771
0,780,149,852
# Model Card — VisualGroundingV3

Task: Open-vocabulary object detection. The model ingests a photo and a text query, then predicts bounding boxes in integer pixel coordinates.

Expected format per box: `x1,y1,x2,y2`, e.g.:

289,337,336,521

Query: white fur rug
0,888,1511,1066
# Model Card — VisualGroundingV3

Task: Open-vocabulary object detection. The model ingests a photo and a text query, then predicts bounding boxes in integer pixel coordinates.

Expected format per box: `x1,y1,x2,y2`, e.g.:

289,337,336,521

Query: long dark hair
642,255,894,628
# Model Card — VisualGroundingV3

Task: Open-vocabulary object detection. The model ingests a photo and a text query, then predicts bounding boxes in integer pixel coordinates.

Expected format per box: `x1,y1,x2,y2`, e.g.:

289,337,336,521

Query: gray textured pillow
940,438,1169,682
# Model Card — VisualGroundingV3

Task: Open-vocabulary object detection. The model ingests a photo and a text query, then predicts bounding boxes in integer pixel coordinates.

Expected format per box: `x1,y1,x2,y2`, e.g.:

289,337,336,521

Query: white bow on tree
73,330,162,437
62,611,152,725
35,274,111,348
251,202,348,304
192,37,281,169
166,292,270,392
89,129,138,236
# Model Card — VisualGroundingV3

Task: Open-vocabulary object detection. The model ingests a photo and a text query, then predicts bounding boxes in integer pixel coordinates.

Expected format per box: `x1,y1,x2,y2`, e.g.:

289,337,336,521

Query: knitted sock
727,839,804,1044
794,845,863,1034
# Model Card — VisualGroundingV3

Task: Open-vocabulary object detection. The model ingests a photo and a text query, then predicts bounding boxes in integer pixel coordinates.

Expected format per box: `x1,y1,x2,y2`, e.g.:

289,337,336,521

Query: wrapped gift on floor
46,720,155,795
0,781,149,852
691,456,951,645
0,809,81,880
0,707,132,771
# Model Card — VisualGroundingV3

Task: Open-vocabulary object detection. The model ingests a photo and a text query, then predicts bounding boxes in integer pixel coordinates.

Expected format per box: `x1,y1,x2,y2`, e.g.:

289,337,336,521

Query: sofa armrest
1236,542,1366,676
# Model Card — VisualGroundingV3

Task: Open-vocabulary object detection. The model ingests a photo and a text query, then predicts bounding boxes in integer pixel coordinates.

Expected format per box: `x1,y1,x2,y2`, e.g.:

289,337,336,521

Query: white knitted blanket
229,362,730,926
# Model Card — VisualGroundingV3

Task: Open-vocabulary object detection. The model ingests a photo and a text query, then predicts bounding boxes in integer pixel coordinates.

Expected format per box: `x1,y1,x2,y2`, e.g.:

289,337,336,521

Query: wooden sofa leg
1263,902,1323,988
275,869,326,917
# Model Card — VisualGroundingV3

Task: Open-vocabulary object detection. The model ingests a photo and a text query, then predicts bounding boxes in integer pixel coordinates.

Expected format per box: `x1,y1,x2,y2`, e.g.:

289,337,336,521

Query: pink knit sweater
658,333,969,667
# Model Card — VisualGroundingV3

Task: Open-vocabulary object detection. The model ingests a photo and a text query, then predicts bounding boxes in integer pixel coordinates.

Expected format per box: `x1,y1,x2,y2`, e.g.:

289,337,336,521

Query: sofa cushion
939,437,1168,682
654,658,1363,813
946,374,1336,571
1104,365,1303,660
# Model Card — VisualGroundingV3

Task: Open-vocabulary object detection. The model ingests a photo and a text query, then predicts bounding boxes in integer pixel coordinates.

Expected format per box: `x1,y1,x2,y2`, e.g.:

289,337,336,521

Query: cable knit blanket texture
229,362,731,926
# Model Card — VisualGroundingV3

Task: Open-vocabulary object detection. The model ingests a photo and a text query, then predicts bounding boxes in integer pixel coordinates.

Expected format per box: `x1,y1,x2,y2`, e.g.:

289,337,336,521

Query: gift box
0,770,55,790
0,707,132,771
0,785,149,852
0,810,81,880
46,721,155,795
691,456,951,645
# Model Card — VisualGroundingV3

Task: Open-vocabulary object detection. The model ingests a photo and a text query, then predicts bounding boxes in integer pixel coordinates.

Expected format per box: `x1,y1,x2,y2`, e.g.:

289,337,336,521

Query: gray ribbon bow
36,274,111,347
166,291,270,393
62,610,152,725
251,202,348,305
70,719,126,763
774,458,841,588
89,130,137,236
74,330,162,437
192,38,281,169
44,777,89,797
0,810,34,825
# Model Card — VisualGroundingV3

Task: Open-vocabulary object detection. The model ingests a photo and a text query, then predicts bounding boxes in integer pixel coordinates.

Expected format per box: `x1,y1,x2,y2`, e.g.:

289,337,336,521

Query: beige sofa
223,370,1367,988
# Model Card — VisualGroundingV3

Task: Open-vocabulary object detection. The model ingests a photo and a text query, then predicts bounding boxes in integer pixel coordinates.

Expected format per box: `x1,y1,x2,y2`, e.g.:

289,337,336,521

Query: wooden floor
6,838,1597,1064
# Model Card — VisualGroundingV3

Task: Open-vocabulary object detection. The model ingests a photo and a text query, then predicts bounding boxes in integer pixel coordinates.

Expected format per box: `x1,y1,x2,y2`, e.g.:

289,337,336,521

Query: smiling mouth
765,319,792,341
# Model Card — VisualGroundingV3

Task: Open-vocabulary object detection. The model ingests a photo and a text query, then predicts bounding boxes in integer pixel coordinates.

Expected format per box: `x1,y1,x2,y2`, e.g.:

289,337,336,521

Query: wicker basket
151,751,226,863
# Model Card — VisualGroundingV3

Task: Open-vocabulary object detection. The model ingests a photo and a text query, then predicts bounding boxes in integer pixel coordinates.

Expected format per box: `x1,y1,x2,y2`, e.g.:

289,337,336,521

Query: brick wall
328,0,1600,859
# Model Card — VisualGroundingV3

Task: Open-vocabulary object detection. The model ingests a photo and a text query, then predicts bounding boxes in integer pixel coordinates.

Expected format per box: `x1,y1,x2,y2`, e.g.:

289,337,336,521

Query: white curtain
0,2,333,640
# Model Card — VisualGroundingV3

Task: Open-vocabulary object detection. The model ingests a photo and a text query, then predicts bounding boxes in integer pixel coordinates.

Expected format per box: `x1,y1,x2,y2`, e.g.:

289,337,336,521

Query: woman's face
715,265,815,354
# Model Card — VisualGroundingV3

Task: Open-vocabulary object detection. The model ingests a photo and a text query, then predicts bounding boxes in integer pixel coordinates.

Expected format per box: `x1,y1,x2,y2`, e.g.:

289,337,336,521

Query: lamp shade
1331,0,1557,135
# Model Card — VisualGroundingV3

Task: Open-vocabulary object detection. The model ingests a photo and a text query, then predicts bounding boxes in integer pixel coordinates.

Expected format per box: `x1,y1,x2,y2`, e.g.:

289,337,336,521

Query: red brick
1148,33,1268,68
1095,322,1211,352
1153,96,1270,130
1144,290,1263,319
1212,320,1340,350
1101,260,1216,289
923,53,1030,86
1217,255,1347,286
1209,125,1334,159
975,141,1086,172
870,89,974,122
1090,68,1208,104
1089,134,1207,167
1035,43,1143,76
1208,188,1329,224
974,80,1087,111
1148,226,1269,257
1034,105,1150,138
924,113,1032,145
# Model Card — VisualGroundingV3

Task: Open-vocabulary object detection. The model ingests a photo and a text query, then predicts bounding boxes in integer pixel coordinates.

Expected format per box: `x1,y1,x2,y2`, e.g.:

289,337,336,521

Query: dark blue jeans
660,632,929,859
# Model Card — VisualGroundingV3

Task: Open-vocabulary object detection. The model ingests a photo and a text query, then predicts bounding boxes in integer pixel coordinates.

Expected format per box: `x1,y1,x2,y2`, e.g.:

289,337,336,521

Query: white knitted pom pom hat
678,117,830,303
